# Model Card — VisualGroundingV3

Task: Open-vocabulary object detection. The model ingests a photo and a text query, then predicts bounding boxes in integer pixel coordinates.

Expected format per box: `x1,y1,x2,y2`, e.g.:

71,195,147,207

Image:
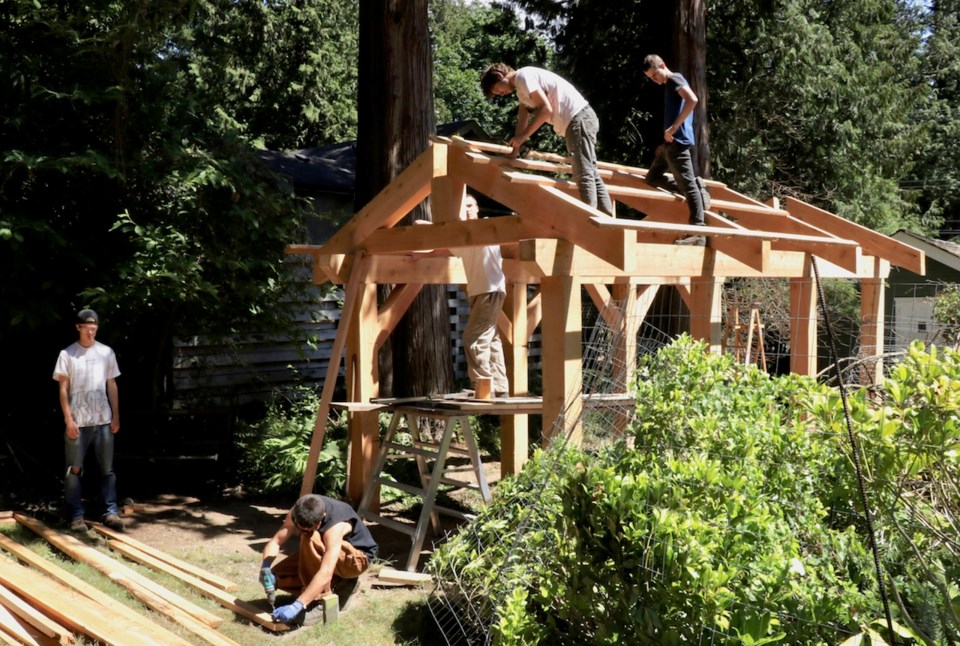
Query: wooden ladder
722,302,767,371
356,407,492,571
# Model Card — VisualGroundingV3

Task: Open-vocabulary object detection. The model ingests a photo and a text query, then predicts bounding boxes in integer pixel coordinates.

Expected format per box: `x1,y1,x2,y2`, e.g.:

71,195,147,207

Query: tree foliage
905,0,960,237
1,0,324,412
175,0,359,150
432,0,555,143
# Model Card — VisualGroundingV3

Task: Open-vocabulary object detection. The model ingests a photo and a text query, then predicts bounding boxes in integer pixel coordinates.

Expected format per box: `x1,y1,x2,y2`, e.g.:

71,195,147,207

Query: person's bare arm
508,89,553,157
665,85,698,143
296,521,353,603
107,377,120,434
262,512,295,564
58,377,79,440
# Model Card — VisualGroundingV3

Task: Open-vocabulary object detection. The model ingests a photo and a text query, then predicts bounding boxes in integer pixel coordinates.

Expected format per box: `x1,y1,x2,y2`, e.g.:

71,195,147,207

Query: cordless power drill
260,566,277,610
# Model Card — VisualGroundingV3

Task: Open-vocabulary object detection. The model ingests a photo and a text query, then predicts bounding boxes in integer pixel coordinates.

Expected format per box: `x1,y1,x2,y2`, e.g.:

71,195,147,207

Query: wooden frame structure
288,135,925,504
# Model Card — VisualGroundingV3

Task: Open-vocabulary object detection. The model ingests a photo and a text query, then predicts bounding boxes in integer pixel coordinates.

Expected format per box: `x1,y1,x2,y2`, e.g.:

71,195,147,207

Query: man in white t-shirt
52,309,124,533
481,62,613,216
450,194,509,396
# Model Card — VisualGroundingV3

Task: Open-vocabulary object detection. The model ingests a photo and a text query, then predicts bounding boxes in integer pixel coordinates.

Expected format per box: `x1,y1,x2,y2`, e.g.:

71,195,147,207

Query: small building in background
888,230,960,352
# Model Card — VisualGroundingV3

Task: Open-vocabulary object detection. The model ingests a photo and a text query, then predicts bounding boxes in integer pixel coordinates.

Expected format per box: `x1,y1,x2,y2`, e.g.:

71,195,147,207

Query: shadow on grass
392,598,449,645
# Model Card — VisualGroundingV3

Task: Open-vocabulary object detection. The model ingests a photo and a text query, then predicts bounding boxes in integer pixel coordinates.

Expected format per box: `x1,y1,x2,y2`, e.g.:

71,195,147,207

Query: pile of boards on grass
0,510,289,645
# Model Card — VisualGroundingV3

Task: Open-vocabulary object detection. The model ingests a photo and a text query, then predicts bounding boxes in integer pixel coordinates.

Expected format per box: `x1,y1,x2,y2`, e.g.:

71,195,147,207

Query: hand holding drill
259,564,277,609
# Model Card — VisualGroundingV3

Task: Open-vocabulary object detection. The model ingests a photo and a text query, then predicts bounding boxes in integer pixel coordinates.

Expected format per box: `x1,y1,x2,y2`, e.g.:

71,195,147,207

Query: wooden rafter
284,135,927,503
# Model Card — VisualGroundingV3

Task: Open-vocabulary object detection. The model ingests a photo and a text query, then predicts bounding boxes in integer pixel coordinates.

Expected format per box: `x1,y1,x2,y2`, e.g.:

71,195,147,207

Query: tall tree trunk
355,0,454,398
674,0,711,178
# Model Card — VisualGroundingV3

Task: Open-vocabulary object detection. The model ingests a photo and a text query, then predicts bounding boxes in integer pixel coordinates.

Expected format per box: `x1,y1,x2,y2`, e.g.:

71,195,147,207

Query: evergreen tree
905,0,960,237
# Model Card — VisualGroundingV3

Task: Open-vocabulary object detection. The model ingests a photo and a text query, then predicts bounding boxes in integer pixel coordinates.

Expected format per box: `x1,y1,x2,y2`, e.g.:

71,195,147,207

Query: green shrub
810,341,960,643
432,336,884,645
234,386,348,496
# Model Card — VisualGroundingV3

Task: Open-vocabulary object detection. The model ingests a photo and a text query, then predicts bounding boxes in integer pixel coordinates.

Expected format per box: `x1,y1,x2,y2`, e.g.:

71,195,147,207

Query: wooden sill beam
88,523,237,592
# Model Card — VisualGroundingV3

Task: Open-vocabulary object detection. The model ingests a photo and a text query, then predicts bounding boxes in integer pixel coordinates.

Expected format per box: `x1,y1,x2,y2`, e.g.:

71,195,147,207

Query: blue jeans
565,106,613,215
64,424,118,520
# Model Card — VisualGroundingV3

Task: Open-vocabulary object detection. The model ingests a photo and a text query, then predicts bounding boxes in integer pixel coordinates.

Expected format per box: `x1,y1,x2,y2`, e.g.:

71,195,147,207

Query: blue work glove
272,599,304,624
259,566,276,592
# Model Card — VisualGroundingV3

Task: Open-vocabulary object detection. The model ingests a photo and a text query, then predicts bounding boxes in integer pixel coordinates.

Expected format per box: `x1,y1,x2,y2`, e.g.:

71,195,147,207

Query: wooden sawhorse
356,398,541,571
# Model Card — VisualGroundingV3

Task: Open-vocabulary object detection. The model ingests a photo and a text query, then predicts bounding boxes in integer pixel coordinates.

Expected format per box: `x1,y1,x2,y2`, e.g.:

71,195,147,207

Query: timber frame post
540,270,583,445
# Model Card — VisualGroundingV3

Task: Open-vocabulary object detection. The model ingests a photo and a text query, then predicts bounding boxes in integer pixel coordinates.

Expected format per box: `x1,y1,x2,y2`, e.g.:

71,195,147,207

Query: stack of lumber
0,512,290,645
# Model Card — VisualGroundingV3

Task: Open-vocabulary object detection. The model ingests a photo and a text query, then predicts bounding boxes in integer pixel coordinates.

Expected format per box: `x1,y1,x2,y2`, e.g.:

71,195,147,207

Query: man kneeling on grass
259,494,378,627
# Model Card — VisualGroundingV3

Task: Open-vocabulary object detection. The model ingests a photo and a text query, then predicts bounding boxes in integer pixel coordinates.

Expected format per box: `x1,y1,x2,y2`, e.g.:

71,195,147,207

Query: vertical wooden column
790,257,818,377
346,282,381,507
859,258,888,385
540,271,582,446
689,277,723,353
501,283,529,475
611,284,639,433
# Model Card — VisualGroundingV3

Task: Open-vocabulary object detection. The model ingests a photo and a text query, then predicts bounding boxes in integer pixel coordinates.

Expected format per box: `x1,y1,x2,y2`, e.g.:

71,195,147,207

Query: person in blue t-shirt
642,54,712,246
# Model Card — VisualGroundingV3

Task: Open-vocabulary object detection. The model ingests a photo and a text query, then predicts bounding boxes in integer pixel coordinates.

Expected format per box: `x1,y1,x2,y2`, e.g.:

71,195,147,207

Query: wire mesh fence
425,277,960,645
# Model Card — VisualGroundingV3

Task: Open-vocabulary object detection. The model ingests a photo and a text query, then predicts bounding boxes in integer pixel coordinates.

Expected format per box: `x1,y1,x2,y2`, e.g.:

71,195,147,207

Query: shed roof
260,121,492,194
892,230,960,273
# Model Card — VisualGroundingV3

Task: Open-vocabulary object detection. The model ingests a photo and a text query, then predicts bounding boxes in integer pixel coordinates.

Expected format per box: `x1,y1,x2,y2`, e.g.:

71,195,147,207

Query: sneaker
103,514,125,532
697,176,712,211
301,600,324,627
674,233,706,246
69,518,88,533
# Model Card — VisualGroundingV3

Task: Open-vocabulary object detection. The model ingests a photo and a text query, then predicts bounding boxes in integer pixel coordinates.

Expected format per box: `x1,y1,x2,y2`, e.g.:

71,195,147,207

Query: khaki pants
272,531,369,603
464,291,509,394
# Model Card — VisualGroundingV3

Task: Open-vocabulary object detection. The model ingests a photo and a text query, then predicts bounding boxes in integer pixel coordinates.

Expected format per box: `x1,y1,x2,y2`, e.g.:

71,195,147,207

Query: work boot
674,234,706,247
69,518,88,533
697,176,712,211
103,514,125,532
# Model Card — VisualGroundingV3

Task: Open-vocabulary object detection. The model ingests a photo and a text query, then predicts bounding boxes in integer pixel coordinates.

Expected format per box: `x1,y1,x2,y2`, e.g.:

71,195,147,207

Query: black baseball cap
76,309,99,325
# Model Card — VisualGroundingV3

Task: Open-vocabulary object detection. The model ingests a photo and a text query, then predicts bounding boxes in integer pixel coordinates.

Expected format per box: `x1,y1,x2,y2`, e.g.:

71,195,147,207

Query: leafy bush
234,386,348,496
234,387,417,506
810,341,960,643
933,286,960,345
431,336,886,645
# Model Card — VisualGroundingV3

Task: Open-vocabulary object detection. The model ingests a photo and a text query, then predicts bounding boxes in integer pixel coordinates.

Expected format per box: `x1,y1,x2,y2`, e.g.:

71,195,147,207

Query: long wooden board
0,555,163,646
0,580,71,645
106,540,288,633
106,575,241,646
14,515,223,629
0,599,54,646
87,523,237,592
0,533,193,646
0,597,59,646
